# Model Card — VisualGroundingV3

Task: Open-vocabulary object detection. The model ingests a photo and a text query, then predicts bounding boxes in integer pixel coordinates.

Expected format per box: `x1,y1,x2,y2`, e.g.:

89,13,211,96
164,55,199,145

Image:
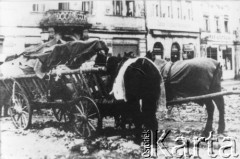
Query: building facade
146,0,200,62
87,0,146,57
0,0,147,60
0,1,43,61
1,0,240,79
196,1,237,79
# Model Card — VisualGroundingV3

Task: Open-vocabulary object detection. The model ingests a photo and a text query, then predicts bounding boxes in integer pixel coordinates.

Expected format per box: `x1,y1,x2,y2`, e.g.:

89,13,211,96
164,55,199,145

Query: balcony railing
40,10,90,27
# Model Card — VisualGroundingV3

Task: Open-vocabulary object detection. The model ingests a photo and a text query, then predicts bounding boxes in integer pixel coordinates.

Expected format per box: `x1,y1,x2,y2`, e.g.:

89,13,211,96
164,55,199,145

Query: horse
146,52,225,136
95,52,162,145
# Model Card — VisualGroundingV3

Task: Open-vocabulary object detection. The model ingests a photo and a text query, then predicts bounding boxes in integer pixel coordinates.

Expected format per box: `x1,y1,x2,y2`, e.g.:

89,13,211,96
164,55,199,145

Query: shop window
207,47,217,60
112,39,139,57
126,1,135,16
183,44,194,60
222,48,232,70
152,42,164,59
32,4,45,12
171,43,180,62
82,1,93,14
113,0,123,16
58,3,69,10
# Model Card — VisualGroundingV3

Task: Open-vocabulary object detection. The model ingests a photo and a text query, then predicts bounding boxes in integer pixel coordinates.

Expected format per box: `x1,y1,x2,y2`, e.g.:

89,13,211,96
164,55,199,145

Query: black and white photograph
0,0,240,158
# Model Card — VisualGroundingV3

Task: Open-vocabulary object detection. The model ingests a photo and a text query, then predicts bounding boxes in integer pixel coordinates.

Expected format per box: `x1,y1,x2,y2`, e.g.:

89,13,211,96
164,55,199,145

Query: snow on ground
1,83,240,159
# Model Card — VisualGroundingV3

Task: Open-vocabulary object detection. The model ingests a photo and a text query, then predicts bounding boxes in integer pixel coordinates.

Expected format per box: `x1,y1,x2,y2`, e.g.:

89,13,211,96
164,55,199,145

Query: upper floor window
215,16,220,33
203,15,209,32
188,9,191,20
168,6,171,18
113,0,123,16
58,3,69,10
126,1,135,16
82,1,93,14
32,4,45,12
155,4,159,17
112,0,139,17
177,8,180,19
224,16,229,33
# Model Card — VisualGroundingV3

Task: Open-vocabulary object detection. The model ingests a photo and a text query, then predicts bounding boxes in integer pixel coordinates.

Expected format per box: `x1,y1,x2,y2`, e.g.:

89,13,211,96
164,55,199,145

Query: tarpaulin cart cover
24,40,109,71
0,40,108,78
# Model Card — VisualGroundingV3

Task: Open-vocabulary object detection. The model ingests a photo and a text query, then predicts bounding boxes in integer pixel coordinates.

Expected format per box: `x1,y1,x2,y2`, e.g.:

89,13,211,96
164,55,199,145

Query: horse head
145,51,156,62
145,51,169,73
94,50,108,67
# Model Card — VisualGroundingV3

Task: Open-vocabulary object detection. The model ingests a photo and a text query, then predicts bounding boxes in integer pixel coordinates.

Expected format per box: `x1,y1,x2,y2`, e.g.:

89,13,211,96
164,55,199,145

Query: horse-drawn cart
0,66,111,137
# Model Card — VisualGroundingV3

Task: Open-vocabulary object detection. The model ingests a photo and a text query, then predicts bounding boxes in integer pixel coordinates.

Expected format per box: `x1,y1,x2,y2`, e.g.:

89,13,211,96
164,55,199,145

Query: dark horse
146,52,225,136
96,53,162,144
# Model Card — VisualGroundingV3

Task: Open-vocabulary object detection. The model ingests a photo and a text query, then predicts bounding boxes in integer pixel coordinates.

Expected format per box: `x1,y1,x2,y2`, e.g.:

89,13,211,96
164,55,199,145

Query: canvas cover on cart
0,40,108,77
24,40,109,71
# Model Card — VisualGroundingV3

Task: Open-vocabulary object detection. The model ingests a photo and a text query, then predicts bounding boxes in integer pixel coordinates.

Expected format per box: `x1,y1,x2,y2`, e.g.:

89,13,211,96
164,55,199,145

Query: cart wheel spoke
10,90,32,130
64,114,67,122
72,96,100,138
60,110,64,121
82,123,86,136
75,104,84,115
56,109,61,115
22,115,27,127
78,102,85,115
88,121,96,131
22,106,28,112
52,108,70,123
88,112,97,118
17,114,22,121
86,124,91,137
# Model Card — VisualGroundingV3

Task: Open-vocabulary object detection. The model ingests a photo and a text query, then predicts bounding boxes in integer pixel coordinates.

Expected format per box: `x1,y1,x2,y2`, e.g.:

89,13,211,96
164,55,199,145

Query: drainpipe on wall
143,0,148,52
234,41,240,79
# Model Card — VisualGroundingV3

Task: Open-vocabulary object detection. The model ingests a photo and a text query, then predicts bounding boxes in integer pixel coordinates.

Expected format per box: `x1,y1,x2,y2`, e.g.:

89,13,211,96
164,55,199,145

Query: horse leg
213,96,225,134
202,99,215,136
142,98,158,153
130,100,142,144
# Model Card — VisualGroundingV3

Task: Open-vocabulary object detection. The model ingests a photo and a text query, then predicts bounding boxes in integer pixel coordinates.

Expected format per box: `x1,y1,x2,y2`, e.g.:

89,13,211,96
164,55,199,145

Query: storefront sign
183,44,194,51
201,33,233,42
219,45,227,51
152,30,199,38
148,18,199,33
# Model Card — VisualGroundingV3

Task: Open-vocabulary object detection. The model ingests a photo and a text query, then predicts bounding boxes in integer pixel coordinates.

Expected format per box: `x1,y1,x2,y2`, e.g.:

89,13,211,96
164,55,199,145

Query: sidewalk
222,79,240,87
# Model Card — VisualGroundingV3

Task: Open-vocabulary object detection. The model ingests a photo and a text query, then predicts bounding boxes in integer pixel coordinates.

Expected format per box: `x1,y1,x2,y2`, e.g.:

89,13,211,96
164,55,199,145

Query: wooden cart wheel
9,91,32,130
52,107,70,123
72,96,101,138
